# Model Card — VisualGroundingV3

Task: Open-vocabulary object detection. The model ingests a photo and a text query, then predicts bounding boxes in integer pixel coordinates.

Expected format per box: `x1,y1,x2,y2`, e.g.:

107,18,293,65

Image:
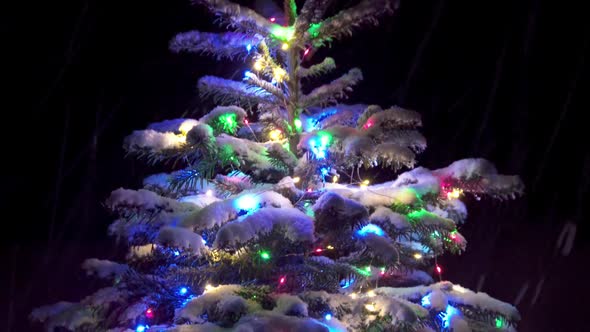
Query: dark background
2,0,588,331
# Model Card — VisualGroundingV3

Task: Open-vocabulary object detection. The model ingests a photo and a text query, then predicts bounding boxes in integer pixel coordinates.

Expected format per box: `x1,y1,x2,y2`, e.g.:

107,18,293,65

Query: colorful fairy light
269,129,282,141
367,290,376,297
253,59,264,71
205,189,213,197
145,308,154,319
326,245,334,250
269,17,276,22
357,224,384,237
234,194,258,212
173,250,180,256
315,248,323,253
272,67,287,82
179,287,188,295
365,303,377,312
324,313,332,321
320,167,329,177
439,305,459,328
303,48,311,56
204,284,215,292
436,265,442,274
281,43,289,50
244,70,255,80
307,188,312,193
270,25,295,42
421,294,431,307
413,253,423,260
332,175,339,183
380,267,386,275
294,118,302,131
246,44,252,52
279,276,286,284
495,317,504,328
219,113,238,133
446,188,463,199
136,325,147,332
350,292,358,299
259,251,271,261
292,176,300,183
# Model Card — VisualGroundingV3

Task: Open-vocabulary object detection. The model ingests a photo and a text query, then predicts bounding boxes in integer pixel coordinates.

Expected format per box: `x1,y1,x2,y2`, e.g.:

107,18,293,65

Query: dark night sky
2,0,589,331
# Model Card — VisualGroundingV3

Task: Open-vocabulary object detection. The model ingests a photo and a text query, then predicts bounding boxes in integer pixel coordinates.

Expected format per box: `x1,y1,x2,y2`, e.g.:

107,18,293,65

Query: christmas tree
31,1,525,331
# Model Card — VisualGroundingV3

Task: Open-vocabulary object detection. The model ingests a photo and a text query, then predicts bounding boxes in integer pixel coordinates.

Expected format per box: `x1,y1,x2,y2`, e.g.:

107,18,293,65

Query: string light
145,308,154,319
136,325,147,332
279,276,286,284
253,59,264,71
495,317,504,328
307,188,312,193
332,175,338,183
446,188,463,199
421,294,431,307
246,44,252,52
367,290,376,297
365,303,377,312
244,70,255,80
244,119,249,125
357,224,385,237
294,118,302,131
173,250,180,256
259,251,271,261
360,180,369,189
272,67,287,82
269,129,282,141
269,17,276,22
350,292,358,299
315,248,323,253
281,43,289,50
324,313,332,321
292,176,300,183
413,253,423,260
436,265,442,274
439,305,459,329
326,245,334,250
320,167,329,177
205,189,213,197
303,48,310,56
380,267,386,275
179,287,188,295
234,194,258,212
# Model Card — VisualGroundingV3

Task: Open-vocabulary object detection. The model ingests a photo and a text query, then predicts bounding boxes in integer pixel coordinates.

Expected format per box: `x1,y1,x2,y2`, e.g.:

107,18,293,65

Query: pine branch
192,0,273,35
198,75,276,107
295,0,333,35
244,72,288,103
170,31,262,60
298,57,336,78
301,68,363,107
307,0,394,46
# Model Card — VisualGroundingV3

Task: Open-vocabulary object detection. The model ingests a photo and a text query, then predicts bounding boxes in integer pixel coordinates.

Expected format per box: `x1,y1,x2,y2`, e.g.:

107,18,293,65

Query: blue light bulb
179,287,188,295
136,325,147,332
173,250,180,256
357,224,385,237
246,44,252,52
324,313,332,321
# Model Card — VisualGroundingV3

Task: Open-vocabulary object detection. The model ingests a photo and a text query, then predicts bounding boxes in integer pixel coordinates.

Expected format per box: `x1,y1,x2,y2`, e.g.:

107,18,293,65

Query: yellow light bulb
292,176,300,183
363,180,370,185
447,188,463,199
178,120,197,135
367,290,376,297
273,67,287,82
281,43,289,50
326,245,334,250
332,175,338,183
365,303,377,312
205,189,213,197
350,292,357,299
413,253,423,260
253,59,264,71
204,284,215,293
269,129,282,141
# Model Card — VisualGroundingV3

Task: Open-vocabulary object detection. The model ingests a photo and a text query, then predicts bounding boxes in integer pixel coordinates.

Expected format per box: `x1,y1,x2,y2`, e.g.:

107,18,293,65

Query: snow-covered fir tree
31,1,525,331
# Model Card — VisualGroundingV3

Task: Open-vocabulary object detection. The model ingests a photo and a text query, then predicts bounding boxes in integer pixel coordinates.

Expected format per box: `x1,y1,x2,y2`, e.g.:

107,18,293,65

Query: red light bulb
435,265,442,274
279,276,286,284
146,308,154,319
315,248,323,253
270,17,276,22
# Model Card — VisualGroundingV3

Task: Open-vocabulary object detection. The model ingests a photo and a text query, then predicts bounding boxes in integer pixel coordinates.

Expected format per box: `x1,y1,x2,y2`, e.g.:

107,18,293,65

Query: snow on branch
213,207,315,248
81,259,129,279
193,0,273,35
298,57,337,78
123,129,186,153
434,159,525,199
370,142,416,170
156,226,207,255
106,188,195,215
243,71,287,102
360,105,422,131
301,68,363,107
170,31,262,60
199,75,276,107
295,0,332,34
307,0,394,46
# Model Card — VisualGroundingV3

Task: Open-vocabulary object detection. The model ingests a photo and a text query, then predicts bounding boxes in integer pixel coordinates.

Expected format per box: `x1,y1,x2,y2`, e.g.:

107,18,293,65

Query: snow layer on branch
176,285,259,324
362,105,422,130
232,311,337,332
216,134,281,179
81,259,128,279
273,294,308,317
181,191,292,230
106,188,196,213
179,194,222,208
362,233,398,262
117,301,148,325
30,302,96,331
123,129,186,151
376,282,520,320
157,226,207,255
371,142,416,169
302,68,364,107
148,118,199,134
127,244,155,258
313,191,368,230
214,207,314,248
435,158,497,179
170,31,262,60
350,183,420,207
370,206,411,229
392,167,441,195
199,76,275,106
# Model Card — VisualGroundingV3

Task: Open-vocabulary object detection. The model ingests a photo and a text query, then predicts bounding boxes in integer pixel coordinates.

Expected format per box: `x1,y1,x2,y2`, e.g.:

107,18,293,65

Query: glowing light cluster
446,188,463,199
269,129,282,141
219,113,238,133
357,224,384,237
253,59,264,71
294,118,302,131
273,67,287,82
308,131,332,159
438,305,459,329
234,194,258,212
365,303,377,312
259,250,271,261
